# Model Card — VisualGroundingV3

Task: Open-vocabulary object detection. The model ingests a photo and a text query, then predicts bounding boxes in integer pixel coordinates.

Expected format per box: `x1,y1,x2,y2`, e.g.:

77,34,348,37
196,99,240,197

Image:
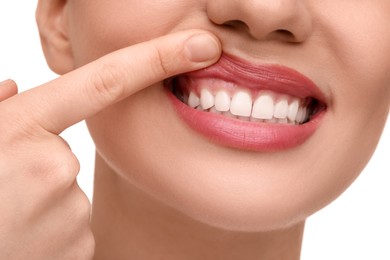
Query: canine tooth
215,90,231,112
188,92,200,108
251,94,274,119
274,99,288,119
302,107,309,122
230,91,252,117
296,107,306,123
287,99,299,121
200,89,214,109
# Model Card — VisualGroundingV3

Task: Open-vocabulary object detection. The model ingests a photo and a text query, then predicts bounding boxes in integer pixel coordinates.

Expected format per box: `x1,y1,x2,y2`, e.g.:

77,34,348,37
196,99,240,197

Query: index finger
9,30,221,134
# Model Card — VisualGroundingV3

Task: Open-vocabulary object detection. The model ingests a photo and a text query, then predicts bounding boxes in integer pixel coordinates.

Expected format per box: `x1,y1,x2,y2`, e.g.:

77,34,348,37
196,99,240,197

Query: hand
0,30,221,259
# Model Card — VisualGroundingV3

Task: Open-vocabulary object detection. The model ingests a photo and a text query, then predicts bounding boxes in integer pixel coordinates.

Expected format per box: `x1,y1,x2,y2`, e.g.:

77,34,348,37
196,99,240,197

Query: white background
0,1,389,259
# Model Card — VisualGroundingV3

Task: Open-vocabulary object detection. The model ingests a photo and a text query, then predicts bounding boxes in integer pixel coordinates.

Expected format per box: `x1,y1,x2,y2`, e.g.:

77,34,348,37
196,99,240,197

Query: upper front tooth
251,93,274,120
188,92,200,108
287,99,299,121
230,91,252,117
274,98,289,119
215,90,231,112
200,89,214,109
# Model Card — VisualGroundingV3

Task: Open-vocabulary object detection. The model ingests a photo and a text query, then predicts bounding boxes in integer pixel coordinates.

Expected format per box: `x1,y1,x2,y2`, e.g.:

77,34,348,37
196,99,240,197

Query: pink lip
166,54,327,151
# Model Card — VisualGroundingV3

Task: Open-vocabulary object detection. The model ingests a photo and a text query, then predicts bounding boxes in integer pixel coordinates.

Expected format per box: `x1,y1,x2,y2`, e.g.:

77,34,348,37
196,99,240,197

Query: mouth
166,54,328,151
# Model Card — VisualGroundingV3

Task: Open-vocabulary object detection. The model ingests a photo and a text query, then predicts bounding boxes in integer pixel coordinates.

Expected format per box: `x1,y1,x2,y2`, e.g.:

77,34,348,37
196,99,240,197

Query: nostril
276,29,293,37
220,21,298,43
222,20,249,31
274,29,298,42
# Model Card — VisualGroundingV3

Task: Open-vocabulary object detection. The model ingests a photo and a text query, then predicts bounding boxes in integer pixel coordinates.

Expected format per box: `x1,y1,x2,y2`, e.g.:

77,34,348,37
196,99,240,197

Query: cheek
67,0,196,66
316,2,390,117
313,2,390,178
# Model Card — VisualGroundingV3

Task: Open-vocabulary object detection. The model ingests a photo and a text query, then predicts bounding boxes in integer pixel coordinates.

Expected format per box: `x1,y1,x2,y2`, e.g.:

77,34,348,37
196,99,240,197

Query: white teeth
296,107,303,123
296,107,307,124
274,98,289,119
188,92,200,108
200,89,214,109
302,107,309,123
287,99,299,122
230,91,252,117
251,94,274,120
302,107,308,123
214,90,231,112
183,88,311,125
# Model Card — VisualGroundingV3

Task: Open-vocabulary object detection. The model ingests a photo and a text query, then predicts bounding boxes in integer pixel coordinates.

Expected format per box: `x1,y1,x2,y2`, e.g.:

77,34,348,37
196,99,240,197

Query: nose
206,0,313,43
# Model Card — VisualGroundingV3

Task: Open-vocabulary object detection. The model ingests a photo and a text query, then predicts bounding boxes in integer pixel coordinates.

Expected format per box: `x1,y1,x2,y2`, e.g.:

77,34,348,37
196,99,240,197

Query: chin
165,190,310,232
128,147,324,233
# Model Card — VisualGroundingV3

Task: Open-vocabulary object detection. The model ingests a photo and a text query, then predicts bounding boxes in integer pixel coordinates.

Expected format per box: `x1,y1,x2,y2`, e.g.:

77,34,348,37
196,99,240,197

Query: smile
172,78,321,125
166,54,328,151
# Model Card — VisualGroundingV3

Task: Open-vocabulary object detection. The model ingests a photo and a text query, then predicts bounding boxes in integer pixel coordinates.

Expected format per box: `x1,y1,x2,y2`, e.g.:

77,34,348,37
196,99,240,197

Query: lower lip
166,89,325,152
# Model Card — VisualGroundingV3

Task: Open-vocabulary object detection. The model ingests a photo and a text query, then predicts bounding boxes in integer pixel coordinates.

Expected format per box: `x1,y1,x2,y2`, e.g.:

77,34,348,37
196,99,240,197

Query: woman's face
64,0,390,231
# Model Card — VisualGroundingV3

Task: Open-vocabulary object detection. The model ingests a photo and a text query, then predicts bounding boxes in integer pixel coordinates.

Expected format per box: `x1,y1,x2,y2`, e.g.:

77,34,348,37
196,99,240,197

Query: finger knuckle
38,151,80,189
55,154,80,187
149,43,175,78
86,62,126,107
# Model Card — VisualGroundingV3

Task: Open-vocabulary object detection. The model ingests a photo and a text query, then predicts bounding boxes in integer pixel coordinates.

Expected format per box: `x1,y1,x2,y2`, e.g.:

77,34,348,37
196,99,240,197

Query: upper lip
181,53,327,104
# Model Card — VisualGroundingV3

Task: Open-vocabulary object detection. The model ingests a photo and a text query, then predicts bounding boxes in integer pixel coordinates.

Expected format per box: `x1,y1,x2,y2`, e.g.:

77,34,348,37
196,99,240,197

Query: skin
1,0,389,259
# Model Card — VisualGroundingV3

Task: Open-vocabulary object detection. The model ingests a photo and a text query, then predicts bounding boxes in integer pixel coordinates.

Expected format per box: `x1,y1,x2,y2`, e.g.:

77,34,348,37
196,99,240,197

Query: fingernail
0,79,13,86
185,34,221,62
